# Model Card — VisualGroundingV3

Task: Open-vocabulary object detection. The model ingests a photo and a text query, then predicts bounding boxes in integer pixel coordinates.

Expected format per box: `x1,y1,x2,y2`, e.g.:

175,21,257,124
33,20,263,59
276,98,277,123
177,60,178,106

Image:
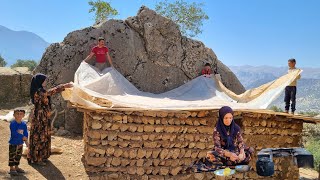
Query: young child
201,63,213,77
284,58,301,114
8,108,28,176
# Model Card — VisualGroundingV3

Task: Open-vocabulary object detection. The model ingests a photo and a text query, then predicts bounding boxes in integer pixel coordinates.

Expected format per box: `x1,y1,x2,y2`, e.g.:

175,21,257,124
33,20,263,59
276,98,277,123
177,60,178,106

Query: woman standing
28,73,72,165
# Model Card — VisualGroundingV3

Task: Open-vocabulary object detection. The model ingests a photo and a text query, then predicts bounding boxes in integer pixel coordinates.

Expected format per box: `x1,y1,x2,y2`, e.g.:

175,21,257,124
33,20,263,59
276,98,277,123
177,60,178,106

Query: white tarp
62,62,302,110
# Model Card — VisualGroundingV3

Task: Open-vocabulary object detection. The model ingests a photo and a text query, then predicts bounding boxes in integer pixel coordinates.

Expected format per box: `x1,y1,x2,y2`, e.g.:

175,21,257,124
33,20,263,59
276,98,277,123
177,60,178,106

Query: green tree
0,54,7,67
88,0,119,23
155,0,209,38
11,59,38,71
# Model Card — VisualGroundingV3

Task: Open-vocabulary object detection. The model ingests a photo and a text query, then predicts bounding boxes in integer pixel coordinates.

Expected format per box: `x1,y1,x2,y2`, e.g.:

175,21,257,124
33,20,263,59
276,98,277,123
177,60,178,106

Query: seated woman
189,106,254,172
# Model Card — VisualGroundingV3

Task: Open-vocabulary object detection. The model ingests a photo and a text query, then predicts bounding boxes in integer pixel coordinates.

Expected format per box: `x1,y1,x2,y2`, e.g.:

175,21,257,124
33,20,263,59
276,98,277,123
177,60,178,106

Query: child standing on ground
8,108,28,176
284,58,301,114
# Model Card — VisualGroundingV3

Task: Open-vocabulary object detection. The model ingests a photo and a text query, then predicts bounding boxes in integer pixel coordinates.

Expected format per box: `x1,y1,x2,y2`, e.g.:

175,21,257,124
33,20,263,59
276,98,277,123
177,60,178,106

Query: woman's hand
238,151,246,162
225,151,238,162
229,153,239,162
64,82,73,88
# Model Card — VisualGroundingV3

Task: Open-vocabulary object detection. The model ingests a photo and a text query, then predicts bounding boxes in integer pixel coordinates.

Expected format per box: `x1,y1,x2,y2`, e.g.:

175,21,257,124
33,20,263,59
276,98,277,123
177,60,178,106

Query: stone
120,124,129,132
111,158,121,166
113,149,123,157
191,112,198,117
128,167,136,175
196,142,206,150
197,111,208,118
129,149,137,159
88,131,100,139
137,167,145,175
153,159,160,166
146,150,153,158
131,136,142,141
113,115,123,121
100,133,108,140
89,140,100,145
194,173,205,180
148,134,156,141
152,149,161,158
123,115,128,123
184,150,192,158
157,112,168,118
121,159,130,166
107,173,119,179
86,156,106,166
172,149,180,159
137,125,144,132
170,167,182,176
137,149,147,158
103,123,112,130
165,126,175,133
159,149,169,159
159,167,169,176
128,126,138,132
144,125,155,132
199,118,207,125
118,142,129,148
106,147,115,156
136,159,144,167
155,126,164,133
94,148,105,155
144,111,157,117
144,142,157,148
142,134,149,140
91,121,102,129
111,124,120,131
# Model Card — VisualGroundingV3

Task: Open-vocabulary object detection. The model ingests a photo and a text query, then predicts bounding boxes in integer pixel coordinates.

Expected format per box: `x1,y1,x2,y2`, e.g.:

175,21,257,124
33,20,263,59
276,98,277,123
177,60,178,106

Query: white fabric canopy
62,62,302,110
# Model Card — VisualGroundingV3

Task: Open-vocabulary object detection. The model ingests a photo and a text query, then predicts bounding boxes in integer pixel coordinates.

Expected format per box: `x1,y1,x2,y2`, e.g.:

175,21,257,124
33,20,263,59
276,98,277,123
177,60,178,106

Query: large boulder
0,67,32,109
35,6,245,134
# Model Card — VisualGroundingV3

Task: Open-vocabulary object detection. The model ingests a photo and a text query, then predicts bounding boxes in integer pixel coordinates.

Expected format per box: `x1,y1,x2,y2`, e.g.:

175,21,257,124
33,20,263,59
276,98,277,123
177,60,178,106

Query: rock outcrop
0,67,32,109
35,6,245,134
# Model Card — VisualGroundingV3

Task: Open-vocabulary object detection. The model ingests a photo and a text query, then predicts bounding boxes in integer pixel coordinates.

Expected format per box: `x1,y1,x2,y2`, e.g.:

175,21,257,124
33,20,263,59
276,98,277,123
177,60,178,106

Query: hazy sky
1,0,319,67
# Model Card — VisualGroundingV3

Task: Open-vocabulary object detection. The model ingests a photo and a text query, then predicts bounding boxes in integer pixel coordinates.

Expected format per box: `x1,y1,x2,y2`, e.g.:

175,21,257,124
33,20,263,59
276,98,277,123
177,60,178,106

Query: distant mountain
229,65,320,112
0,25,50,65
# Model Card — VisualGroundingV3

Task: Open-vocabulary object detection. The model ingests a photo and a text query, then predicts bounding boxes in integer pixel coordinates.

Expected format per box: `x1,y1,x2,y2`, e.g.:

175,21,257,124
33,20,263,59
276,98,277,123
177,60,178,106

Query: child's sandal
9,170,18,176
16,168,25,173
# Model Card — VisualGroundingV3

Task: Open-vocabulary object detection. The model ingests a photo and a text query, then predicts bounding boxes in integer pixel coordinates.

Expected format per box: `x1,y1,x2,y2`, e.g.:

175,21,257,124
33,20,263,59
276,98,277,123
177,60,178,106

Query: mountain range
0,25,49,65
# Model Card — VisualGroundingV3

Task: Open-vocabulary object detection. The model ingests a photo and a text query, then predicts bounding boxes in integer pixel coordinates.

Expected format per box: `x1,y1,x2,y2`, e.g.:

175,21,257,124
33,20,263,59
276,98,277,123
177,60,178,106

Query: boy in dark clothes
284,58,301,114
8,108,28,176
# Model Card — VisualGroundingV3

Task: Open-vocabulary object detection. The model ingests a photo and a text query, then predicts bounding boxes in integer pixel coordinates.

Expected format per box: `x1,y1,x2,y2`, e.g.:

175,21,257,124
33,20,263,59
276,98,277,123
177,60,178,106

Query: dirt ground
0,120,89,180
0,114,318,180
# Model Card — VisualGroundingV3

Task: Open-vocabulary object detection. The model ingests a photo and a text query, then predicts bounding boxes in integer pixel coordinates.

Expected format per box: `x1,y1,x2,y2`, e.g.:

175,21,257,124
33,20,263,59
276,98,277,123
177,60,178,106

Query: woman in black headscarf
189,106,254,172
207,106,254,167
28,73,72,165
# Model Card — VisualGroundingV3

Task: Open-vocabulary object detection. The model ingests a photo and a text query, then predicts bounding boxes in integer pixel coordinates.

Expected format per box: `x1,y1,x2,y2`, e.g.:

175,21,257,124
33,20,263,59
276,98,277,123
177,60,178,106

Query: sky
1,0,320,67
